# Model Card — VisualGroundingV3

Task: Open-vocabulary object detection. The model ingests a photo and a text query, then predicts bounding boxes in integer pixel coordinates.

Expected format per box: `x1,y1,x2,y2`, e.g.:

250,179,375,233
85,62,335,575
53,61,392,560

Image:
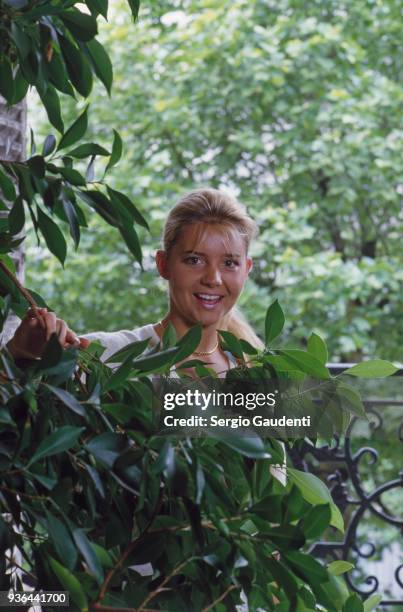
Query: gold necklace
193,340,219,356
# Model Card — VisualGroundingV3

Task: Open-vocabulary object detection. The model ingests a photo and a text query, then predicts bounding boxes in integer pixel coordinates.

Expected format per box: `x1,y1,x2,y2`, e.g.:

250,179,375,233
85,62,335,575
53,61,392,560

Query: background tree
0,95,26,344
26,0,403,362
0,0,144,341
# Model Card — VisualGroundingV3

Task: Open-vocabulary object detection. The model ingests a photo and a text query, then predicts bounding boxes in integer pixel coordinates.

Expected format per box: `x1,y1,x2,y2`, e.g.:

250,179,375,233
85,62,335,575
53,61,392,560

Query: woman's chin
193,308,227,327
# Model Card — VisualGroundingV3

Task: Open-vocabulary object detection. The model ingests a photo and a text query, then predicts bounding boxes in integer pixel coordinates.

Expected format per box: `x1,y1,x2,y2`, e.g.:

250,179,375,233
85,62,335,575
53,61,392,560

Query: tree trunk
0,95,26,346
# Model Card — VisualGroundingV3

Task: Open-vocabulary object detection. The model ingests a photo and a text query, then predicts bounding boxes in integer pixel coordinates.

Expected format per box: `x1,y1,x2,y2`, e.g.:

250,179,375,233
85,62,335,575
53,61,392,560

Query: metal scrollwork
289,365,403,607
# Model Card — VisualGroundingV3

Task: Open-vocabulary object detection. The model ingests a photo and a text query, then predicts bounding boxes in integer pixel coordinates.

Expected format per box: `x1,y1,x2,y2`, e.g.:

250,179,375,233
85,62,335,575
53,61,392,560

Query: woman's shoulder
81,323,159,362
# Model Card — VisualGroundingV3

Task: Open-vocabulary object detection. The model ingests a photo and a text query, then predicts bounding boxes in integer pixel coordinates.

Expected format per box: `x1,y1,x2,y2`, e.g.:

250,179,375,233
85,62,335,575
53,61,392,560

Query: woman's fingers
43,311,57,341
26,307,47,329
79,337,91,349
65,327,81,348
56,320,68,346
20,307,88,352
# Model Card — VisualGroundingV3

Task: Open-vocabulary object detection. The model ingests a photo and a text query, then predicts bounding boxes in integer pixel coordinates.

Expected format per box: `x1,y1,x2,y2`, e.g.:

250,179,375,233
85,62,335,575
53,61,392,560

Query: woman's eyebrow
183,250,241,257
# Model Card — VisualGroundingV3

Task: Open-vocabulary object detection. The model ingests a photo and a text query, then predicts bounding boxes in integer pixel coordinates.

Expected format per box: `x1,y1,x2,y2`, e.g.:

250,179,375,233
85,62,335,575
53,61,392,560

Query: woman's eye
224,259,239,268
184,256,200,265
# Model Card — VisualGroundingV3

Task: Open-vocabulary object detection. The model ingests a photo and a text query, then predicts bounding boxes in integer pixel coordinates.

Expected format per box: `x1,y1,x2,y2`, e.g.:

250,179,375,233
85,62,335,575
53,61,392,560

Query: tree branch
137,557,196,611
96,487,164,603
202,584,240,612
0,259,43,327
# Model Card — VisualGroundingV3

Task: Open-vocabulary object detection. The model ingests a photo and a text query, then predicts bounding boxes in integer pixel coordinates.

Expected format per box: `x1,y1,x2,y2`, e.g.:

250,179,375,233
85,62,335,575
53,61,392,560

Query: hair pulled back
162,188,263,349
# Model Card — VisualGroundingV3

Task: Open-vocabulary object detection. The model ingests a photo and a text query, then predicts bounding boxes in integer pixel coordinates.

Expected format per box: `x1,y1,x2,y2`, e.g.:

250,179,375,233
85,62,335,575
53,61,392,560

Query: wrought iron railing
289,364,403,608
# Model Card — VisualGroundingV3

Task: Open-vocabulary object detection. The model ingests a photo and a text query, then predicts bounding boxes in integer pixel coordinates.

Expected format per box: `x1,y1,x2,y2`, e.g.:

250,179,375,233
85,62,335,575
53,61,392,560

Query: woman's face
156,223,252,328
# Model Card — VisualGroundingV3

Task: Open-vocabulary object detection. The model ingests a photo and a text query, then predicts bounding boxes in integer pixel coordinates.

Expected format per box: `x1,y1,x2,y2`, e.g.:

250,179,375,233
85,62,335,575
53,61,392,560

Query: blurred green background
26,0,403,361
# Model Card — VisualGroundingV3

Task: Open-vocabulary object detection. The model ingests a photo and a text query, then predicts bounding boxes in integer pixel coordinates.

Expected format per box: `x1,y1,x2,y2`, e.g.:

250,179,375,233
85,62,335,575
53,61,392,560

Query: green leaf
162,320,177,349
28,468,57,490
8,197,25,235
10,68,29,104
218,329,244,359
327,561,354,576
59,35,93,98
240,338,259,355
119,224,142,264
106,338,150,363
132,346,179,372
343,593,364,612
49,556,88,610
103,354,135,392
220,436,271,459
38,84,64,133
85,464,105,498
78,189,118,227
10,23,31,60
0,167,16,201
363,594,383,612
265,299,285,345
105,130,123,173
58,107,89,151
346,360,398,378
27,155,45,178
85,432,129,469
0,514,12,553
307,332,328,365
72,528,104,584
127,0,140,21
37,207,67,265
288,468,344,532
0,58,15,103
57,167,86,186
300,504,331,539
45,511,77,570
107,186,149,229
47,51,76,97
86,155,95,182
68,143,110,158
278,349,330,379
37,333,63,369
285,551,328,582
86,39,113,94
91,542,114,568
264,557,299,597
62,197,80,248
61,9,98,41
172,324,203,364
86,0,108,19
336,383,366,418
45,385,87,418
20,50,38,85
28,426,84,466
42,134,57,156
315,574,350,611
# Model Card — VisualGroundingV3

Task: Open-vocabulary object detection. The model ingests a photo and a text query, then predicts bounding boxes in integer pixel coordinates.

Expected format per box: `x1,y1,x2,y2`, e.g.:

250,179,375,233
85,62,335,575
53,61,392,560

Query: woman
8,188,263,370
7,187,286,484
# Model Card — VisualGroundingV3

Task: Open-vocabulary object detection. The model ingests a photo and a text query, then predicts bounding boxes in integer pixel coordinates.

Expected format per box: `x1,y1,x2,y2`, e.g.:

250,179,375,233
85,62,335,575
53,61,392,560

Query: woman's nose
201,265,222,286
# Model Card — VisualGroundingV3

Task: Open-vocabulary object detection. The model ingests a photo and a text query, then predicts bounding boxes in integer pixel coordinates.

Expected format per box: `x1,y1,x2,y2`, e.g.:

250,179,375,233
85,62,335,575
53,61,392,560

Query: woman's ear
246,257,253,274
156,250,170,279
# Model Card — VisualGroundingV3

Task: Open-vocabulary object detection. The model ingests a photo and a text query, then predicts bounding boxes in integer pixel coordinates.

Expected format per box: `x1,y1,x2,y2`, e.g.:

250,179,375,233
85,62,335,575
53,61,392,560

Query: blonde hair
162,188,264,350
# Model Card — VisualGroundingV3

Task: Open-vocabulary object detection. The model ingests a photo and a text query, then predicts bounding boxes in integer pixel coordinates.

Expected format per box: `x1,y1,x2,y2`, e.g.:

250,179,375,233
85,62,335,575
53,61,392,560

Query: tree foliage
25,0,403,361
0,0,143,285
0,308,394,610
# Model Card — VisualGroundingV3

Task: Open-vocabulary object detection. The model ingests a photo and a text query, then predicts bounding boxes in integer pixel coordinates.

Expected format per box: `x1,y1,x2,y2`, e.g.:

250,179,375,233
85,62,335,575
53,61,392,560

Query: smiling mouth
193,293,224,307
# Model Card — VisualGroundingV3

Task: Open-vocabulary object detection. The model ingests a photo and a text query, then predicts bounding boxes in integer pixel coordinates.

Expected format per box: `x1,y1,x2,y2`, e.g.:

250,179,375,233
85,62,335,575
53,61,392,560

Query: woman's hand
7,308,90,360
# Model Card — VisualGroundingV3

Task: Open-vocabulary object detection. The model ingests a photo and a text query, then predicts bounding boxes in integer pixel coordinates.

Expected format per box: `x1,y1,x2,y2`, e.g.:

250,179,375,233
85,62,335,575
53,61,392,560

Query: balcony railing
289,364,403,607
